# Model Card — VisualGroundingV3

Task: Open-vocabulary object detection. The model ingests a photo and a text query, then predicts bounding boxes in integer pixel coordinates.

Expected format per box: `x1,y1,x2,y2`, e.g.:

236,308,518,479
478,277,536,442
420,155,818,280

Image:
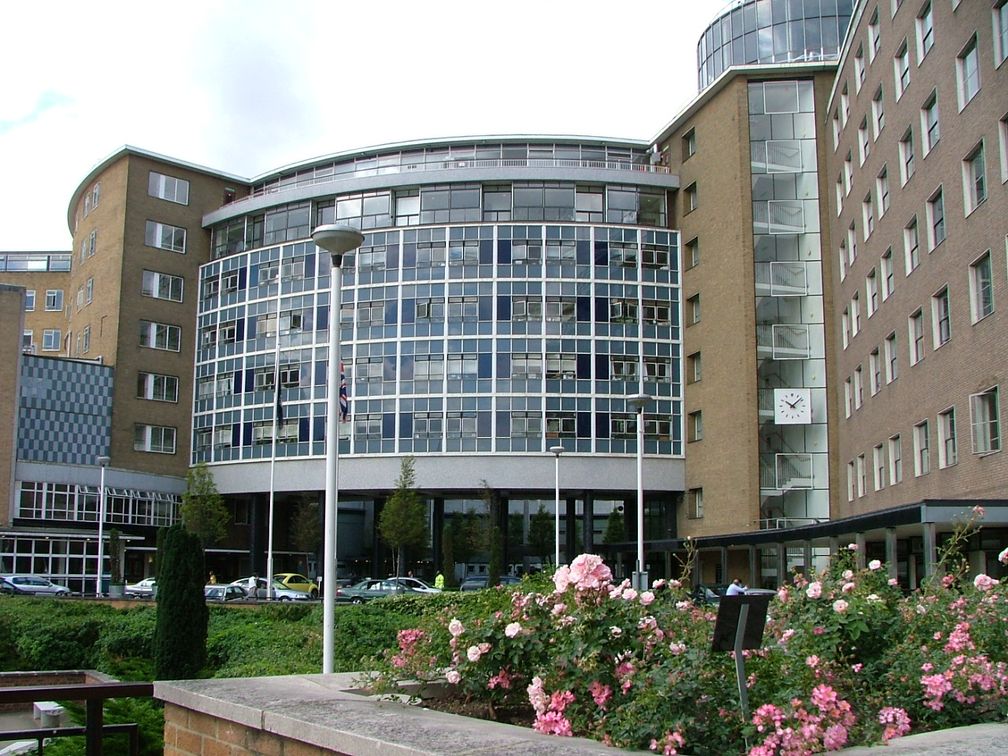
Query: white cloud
0,0,722,249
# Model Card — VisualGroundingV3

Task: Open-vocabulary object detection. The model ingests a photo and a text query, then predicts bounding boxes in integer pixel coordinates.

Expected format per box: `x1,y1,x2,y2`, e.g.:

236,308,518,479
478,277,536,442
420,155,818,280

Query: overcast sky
0,0,727,251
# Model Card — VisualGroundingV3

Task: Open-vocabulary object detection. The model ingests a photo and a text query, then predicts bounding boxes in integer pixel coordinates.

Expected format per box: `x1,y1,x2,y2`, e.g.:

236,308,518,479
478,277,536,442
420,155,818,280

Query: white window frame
899,128,915,185
904,217,920,273
148,171,190,205
866,269,879,316
137,372,180,403
938,407,958,468
869,348,882,395
145,220,187,253
844,378,853,417
894,40,911,98
141,270,184,302
872,87,886,137
969,250,994,322
854,366,864,409
921,92,940,155
962,142,987,215
914,420,931,476
881,248,895,300
139,320,181,352
889,434,903,484
42,329,61,352
877,167,890,217
134,424,177,454
873,444,886,491
956,34,981,110
856,454,867,497
885,331,899,383
995,1,1008,67
916,2,934,61
931,286,951,348
926,187,945,250
24,289,35,311
44,289,63,311
970,387,1002,454
909,309,925,365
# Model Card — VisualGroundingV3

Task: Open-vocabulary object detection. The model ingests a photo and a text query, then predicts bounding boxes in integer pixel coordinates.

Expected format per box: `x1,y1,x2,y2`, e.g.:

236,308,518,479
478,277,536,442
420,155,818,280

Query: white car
1,574,71,596
125,577,157,598
388,577,441,594
228,577,311,601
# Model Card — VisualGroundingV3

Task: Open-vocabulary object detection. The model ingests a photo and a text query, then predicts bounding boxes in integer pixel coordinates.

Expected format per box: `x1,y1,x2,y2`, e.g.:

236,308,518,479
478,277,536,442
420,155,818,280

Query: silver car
1,574,71,596
227,577,312,601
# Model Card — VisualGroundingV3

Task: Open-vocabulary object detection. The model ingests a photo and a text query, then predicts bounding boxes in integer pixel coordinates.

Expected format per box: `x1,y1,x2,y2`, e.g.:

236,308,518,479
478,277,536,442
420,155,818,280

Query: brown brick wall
827,0,1008,517
163,702,344,756
0,286,24,526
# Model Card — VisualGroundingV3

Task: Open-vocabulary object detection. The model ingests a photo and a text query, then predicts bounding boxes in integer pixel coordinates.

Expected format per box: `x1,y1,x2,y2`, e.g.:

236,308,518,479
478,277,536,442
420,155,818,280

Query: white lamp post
95,455,110,596
312,223,364,674
627,393,649,591
549,445,564,567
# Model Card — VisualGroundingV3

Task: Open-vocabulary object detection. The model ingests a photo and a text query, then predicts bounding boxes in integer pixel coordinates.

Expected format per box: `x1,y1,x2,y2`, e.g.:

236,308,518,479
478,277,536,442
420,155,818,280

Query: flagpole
266,275,282,601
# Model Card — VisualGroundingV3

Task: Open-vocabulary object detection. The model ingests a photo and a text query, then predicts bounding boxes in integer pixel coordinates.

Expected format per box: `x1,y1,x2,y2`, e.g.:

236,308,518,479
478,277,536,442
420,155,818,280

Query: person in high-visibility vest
434,572,445,590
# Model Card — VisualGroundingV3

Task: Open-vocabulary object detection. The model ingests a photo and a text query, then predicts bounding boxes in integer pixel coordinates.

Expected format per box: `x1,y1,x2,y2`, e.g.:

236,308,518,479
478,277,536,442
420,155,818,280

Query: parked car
691,584,726,606
204,584,249,602
335,578,424,604
387,576,441,594
0,574,71,596
228,577,311,601
125,577,157,599
458,575,521,592
273,572,319,598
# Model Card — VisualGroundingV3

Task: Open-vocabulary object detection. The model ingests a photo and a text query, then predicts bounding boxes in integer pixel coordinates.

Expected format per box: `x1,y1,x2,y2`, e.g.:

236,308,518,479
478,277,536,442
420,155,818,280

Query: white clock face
774,388,812,424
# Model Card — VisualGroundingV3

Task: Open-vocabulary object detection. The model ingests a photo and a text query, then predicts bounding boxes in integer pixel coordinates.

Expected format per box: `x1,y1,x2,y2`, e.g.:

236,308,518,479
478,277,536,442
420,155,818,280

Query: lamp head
312,224,364,267
549,445,564,457
627,393,649,413
97,456,111,467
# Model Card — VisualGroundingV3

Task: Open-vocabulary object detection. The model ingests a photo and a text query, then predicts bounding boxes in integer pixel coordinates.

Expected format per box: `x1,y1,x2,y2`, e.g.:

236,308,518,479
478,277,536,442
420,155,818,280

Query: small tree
378,456,428,577
602,508,626,544
480,480,504,587
180,463,229,548
291,498,322,572
528,504,554,565
154,524,208,679
441,521,457,588
108,528,124,586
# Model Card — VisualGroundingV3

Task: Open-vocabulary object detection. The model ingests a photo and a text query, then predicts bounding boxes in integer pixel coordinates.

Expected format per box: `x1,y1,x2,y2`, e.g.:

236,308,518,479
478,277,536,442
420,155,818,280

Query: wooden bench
32,700,64,727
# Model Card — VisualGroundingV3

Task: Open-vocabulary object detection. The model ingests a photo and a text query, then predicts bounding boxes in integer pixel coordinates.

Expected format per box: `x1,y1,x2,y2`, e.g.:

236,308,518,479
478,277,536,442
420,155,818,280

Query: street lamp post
95,455,110,597
627,393,649,591
549,445,564,567
312,224,364,674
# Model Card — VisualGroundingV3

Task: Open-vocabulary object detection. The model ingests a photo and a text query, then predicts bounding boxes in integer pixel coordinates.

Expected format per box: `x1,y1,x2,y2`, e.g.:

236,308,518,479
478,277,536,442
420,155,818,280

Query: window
841,85,850,125
885,331,899,382
835,175,844,215
134,424,176,454
889,434,903,484
858,118,871,164
855,45,866,91
921,92,940,154
847,224,858,265
894,40,911,97
870,348,882,395
22,331,32,351
938,408,958,467
145,220,187,253
832,112,841,149
847,460,856,502
856,454,867,497
914,420,931,475
927,188,945,249
842,308,851,348
1001,115,1008,183
81,325,90,354
688,411,703,442
917,2,934,59
854,366,864,409
877,167,890,216
42,329,61,351
899,128,915,184
684,183,698,213
844,153,853,194
44,289,63,311
137,372,179,403
963,142,987,214
872,87,886,137
687,352,702,383
545,353,577,379
996,1,1008,66
863,194,875,238
881,248,895,300
148,171,189,204
869,8,881,59
852,292,862,336
687,488,703,519
956,35,981,108
873,444,886,491
86,277,93,304
139,320,181,352
24,290,35,311
969,251,994,322
546,412,575,439
839,244,848,281
866,271,880,318
909,309,925,364
682,129,696,159
687,294,701,324
685,237,699,268
141,270,183,302
931,286,951,346
970,388,1001,453
844,377,853,417
904,217,920,272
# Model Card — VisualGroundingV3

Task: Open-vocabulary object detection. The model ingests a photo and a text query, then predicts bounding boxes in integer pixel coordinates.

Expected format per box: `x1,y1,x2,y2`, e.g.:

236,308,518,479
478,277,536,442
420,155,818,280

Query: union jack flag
339,362,349,421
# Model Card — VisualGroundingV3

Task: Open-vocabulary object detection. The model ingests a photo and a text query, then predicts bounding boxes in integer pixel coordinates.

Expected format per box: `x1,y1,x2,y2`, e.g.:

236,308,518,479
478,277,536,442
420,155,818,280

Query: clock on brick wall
774,388,812,424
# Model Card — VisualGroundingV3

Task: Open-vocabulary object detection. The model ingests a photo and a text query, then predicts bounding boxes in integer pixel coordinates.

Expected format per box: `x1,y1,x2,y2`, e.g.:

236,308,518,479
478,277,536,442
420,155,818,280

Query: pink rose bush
367,542,1008,754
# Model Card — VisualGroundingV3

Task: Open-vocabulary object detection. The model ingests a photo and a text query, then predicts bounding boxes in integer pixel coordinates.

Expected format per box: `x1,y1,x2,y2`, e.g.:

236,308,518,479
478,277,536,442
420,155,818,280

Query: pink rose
868,559,882,570
999,546,1008,565
505,622,522,638
833,599,848,613
806,581,822,599
847,543,859,551
446,669,461,684
639,590,655,606
448,618,465,637
974,574,997,592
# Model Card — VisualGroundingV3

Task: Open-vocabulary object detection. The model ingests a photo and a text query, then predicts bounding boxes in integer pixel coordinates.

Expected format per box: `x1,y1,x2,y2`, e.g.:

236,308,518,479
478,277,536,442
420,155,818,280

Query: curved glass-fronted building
697,0,854,90
192,137,683,575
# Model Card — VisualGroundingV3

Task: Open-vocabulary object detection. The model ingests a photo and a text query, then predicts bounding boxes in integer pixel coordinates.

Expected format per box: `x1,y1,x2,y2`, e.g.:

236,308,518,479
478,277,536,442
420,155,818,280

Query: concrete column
748,546,758,588
968,549,986,579
922,522,938,579
776,543,787,587
719,547,729,585
582,491,595,555
432,498,445,572
854,533,866,569
884,528,898,581
828,536,839,558
803,542,813,575
565,496,577,563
